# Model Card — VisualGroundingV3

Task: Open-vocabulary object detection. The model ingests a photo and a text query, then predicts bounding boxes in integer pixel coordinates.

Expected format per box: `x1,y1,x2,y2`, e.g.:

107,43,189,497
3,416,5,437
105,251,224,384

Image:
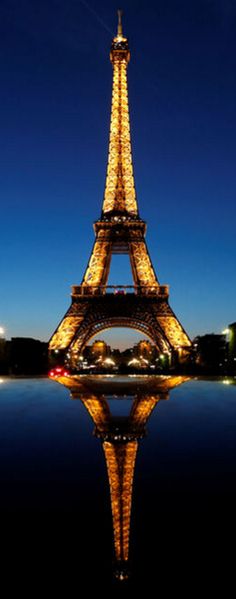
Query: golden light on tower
50,374,190,579
49,12,192,364
103,441,138,565
103,16,136,215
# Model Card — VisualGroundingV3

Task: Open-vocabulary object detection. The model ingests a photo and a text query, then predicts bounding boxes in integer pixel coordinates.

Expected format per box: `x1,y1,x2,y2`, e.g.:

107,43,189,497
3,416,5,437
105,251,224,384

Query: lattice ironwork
102,27,137,215
82,234,111,287
68,295,172,357
80,395,110,430
157,316,191,348
49,316,83,350
130,241,159,287
130,395,161,426
103,441,137,563
53,376,189,579
49,14,192,361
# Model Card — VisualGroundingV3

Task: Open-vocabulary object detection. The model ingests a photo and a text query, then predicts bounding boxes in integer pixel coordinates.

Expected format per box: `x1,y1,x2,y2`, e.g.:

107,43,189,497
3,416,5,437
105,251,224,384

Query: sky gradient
0,0,236,346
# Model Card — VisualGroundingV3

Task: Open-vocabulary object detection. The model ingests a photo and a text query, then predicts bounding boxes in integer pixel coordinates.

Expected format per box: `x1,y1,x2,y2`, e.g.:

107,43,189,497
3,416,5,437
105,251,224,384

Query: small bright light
0,378,5,384
222,329,230,335
128,358,140,366
103,357,115,366
54,349,59,354
0,327,5,336
160,354,165,359
222,380,231,385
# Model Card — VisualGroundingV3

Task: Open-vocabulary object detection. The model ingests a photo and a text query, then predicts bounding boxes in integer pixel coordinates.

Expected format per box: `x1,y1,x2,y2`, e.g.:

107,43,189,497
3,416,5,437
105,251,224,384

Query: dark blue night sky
0,0,236,346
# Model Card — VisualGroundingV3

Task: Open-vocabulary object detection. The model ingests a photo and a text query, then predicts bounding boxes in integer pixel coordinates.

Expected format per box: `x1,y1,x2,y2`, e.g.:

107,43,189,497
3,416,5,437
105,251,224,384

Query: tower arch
70,317,168,356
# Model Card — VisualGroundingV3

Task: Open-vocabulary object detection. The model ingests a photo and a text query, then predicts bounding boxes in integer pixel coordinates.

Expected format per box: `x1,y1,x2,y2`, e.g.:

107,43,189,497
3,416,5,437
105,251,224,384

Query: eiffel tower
49,12,191,366
56,374,188,580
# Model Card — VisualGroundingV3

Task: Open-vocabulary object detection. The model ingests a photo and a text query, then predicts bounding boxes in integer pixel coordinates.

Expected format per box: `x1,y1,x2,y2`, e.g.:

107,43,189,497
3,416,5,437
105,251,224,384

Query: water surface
0,376,235,592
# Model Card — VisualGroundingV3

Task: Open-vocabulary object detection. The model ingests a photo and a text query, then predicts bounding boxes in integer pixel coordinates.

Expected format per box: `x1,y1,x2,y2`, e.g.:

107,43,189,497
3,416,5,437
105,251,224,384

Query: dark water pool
0,375,235,593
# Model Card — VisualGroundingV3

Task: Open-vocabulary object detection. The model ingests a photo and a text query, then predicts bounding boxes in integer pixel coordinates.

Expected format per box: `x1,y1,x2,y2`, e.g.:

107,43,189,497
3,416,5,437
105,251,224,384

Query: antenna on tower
117,9,123,37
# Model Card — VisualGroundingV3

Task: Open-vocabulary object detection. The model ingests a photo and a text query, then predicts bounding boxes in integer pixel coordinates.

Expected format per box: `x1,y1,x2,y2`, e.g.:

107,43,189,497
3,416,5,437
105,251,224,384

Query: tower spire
117,9,123,37
102,11,137,215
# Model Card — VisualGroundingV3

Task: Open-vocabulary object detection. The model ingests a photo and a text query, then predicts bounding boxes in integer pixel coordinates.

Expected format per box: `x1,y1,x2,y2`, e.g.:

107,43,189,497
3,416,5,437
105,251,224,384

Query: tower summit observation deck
49,12,191,366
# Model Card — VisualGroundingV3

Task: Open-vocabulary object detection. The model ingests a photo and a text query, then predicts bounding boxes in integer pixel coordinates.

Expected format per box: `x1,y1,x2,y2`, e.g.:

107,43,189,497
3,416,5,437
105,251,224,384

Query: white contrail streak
78,0,114,35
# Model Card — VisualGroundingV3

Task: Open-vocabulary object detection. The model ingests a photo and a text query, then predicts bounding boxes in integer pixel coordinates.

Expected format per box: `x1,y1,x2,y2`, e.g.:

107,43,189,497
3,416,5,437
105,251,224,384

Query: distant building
133,340,156,361
81,340,111,367
193,334,227,373
0,338,9,374
90,340,111,360
9,337,48,375
228,322,236,373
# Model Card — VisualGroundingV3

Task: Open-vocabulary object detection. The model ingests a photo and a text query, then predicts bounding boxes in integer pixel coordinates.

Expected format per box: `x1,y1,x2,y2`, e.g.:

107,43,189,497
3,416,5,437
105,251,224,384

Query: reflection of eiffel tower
55,374,188,579
49,12,191,367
